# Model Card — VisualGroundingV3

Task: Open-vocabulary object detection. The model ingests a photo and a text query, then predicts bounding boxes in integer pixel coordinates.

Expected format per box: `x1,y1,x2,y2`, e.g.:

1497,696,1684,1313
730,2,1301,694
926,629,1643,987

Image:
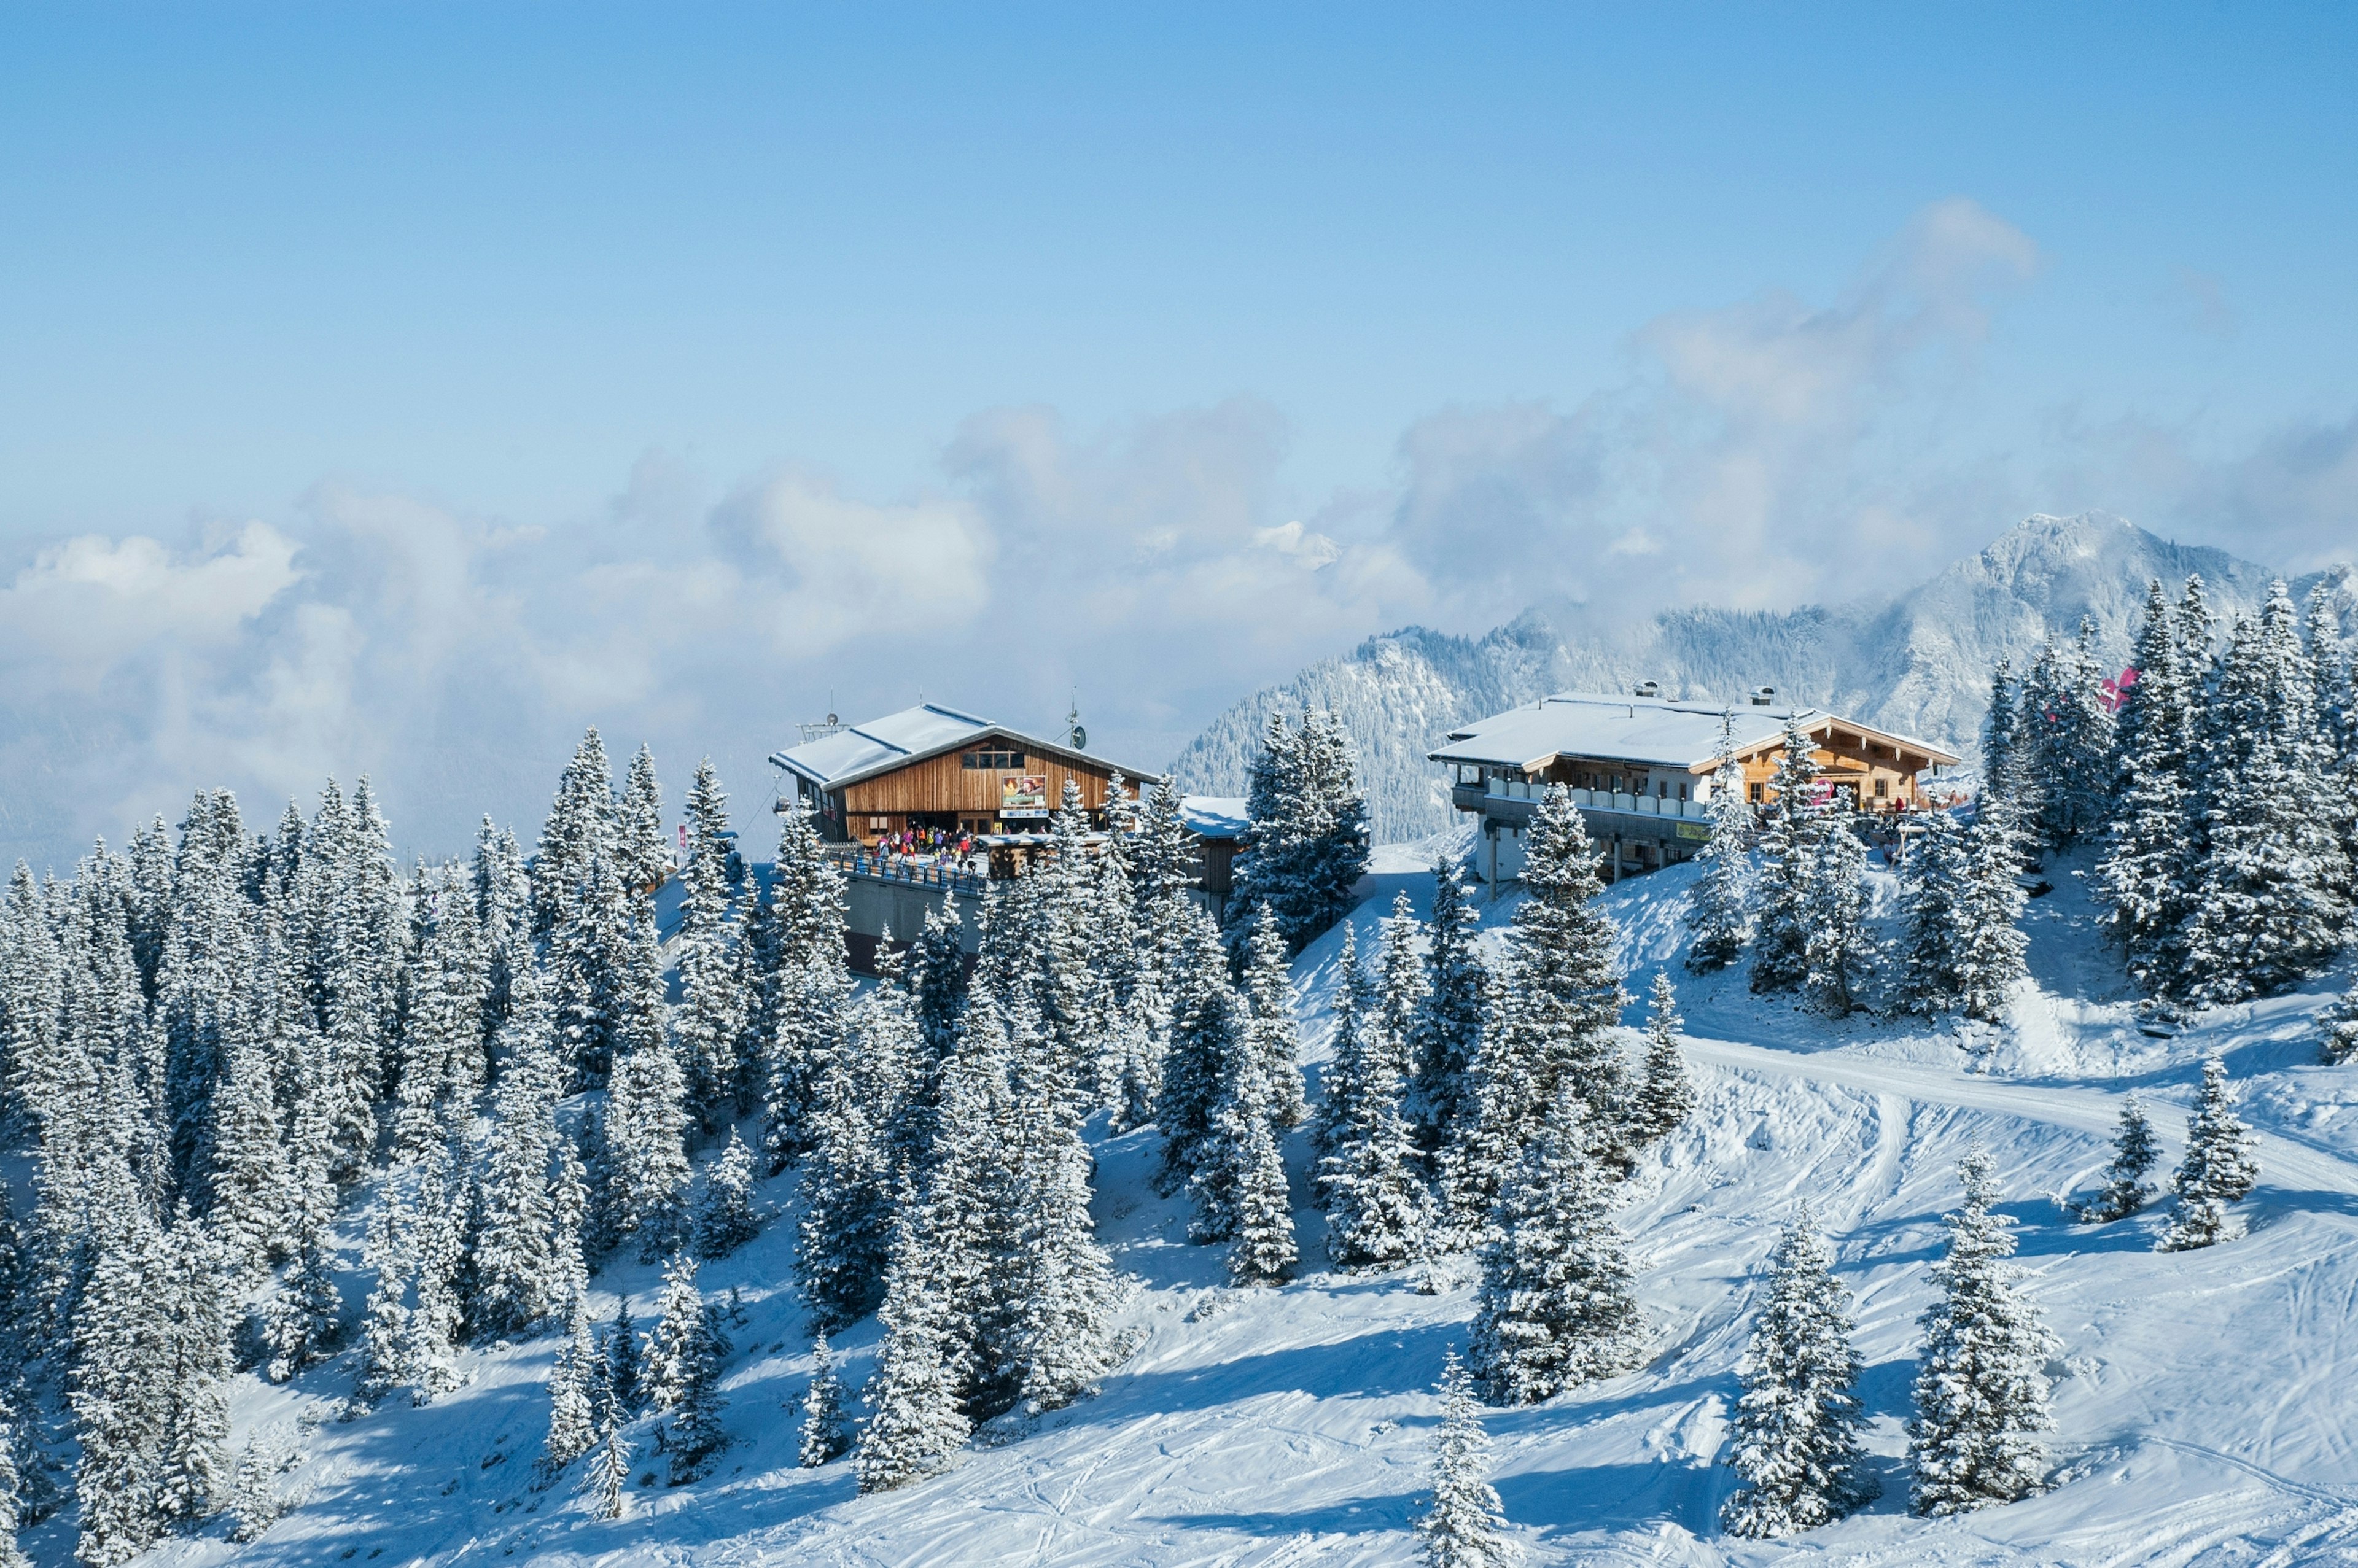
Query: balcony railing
1479,776,1713,822
822,846,993,897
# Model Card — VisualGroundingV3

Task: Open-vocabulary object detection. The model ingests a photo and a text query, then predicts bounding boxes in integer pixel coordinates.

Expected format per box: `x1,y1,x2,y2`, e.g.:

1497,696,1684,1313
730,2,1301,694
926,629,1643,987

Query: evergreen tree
694,1129,761,1260
1310,923,1374,1165
2158,1056,2260,1251
534,728,618,937
71,1190,173,1566
1800,809,1875,1017
2320,982,2358,1065
542,1302,600,1476
1153,901,1250,1188
262,1233,343,1384
1230,707,1371,953
2098,580,2203,992
1751,721,1829,996
0,1399,28,1568
1721,1206,1875,1537
2182,583,2352,1003
640,1252,707,1411
664,1313,728,1484
1224,1103,1298,1287
1684,716,1757,971
604,912,691,1260
1954,801,2031,1024
617,743,670,896
1897,807,1971,1014
992,1025,1119,1411
403,1129,470,1403
2021,621,2117,848
759,808,854,1168
1630,971,1694,1145
798,1334,851,1467
1907,1145,2056,1515
855,1216,972,1494
587,1407,631,1520
605,1300,642,1415
473,964,564,1336
201,1026,290,1278
673,759,745,1125
1409,857,1487,1160
793,982,908,1329
2075,1094,2160,1224
351,1198,413,1408
1415,1349,1509,1568
1317,916,1428,1271
550,855,628,1087
1468,1086,1638,1405
1237,904,1309,1129
1453,787,1627,1217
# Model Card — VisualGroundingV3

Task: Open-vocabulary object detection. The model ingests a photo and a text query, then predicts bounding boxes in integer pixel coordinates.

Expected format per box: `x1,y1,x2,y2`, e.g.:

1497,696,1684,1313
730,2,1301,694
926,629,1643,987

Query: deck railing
822,845,994,897
1482,776,1712,821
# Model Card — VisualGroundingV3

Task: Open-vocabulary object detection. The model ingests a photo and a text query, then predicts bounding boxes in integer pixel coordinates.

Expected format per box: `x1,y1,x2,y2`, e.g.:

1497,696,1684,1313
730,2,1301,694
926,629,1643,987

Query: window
1749,782,1765,802
1875,777,1889,799
962,748,1027,769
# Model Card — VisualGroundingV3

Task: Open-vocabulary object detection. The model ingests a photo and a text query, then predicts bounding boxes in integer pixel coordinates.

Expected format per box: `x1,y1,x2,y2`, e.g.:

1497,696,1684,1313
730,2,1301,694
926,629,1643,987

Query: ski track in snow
83,848,2358,1568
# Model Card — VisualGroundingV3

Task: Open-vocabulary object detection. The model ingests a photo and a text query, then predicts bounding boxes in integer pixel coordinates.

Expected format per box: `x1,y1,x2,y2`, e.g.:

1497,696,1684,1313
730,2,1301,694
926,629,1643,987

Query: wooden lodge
769,702,1159,846
1429,688,1961,887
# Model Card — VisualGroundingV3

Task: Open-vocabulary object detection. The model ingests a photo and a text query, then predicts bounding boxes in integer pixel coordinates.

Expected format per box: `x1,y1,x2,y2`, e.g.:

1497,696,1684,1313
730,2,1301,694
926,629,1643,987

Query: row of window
960,748,1028,769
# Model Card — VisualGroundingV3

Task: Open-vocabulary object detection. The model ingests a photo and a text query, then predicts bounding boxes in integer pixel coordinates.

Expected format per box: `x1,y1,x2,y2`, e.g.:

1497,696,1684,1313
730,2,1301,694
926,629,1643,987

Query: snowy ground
86,844,2358,1567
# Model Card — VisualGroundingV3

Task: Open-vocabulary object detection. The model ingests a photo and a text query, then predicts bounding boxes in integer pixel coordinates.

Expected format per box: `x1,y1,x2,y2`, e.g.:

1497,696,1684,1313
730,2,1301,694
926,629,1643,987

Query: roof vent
1634,680,1660,699
1751,686,1777,706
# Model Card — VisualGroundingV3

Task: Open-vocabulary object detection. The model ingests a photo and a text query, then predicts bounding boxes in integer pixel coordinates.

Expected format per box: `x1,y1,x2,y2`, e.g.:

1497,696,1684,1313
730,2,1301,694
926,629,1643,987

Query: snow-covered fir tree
1800,807,1876,1017
2097,580,2203,992
351,1196,413,1408
542,1302,601,1477
1468,1085,1638,1405
2158,1055,2260,1252
1409,856,1487,1161
605,1300,642,1415
1630,971,1694,1146
855,1214,973,1494
534,727,619,936
2182,583,2352,1004
2076,1093,2160,1224
1953,798,2031,1024
2321,981,2358,1065
1317,914,1430,1271
588,1407,631,1520
759,807,855,1168
794,968,913,1328
550,854,628,1087
402,1128,470,1403
1415,1349,1509,1568
1684,716,1756,971
2020,621,2117,848
1237,904,1309,1130
799,1333,851,1467
1721,1205,1876,1537
472,964,565,1337
994,1009,1121,1410
602,911,691,1260
1230,707,1371,954
1750,721,1829,996
0,1397,27,1568
616,743,670,897
1897,807,1971,1014
672,759,746,1127
1153,900,1251,1190
694,1129,760,1260
659,1293,728,1482
1311,923,1373,1165
640,1252,708,1411
1907,1144,2056,1515
1454,787,1627,1217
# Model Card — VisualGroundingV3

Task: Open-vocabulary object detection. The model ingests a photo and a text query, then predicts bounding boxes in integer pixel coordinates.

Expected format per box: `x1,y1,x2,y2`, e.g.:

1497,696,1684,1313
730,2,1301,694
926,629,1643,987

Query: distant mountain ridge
1169,513,2352,843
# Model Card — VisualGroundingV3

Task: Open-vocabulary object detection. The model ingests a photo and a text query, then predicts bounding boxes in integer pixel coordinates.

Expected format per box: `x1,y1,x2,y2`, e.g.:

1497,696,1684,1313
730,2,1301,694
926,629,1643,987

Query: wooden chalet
1430,689,1961,886
769,702,1160,846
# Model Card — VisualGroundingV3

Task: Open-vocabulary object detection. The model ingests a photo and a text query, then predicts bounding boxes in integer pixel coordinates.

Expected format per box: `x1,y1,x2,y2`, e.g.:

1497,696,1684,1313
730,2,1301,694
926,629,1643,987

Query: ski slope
95,843,2358,1567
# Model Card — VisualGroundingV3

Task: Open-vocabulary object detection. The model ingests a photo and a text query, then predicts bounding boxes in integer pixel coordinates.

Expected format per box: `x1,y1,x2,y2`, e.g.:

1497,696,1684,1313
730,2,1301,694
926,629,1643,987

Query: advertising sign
1000,774,1050,820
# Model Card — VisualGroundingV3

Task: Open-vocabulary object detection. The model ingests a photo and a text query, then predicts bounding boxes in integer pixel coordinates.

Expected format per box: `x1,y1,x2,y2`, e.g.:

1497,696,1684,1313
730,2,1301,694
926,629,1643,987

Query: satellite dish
1070,723,1088,750
826,713,839,727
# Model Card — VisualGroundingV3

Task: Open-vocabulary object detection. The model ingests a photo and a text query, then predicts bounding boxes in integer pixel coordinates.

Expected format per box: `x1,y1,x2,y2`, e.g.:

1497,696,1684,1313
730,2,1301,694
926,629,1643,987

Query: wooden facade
825,732,1140,844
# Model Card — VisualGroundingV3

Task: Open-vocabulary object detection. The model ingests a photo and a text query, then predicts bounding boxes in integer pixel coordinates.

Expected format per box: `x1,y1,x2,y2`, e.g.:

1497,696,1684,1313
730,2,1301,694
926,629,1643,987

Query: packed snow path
107,847,2358,1568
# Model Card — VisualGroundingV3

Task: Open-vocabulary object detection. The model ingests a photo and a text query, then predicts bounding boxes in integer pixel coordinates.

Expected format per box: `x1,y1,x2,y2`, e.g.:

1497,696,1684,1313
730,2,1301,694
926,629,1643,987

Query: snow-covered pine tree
2182,583,2352,1004
673,759,745,1128
1310,923,1372,1166
854,1215,972,1494
664,1313,728,1484
1237,904,1309,1130
1223,1095,1298,1288
603,910,691,1260
694,1129,760,1260
403,1128,470,1403
1980,656,2031,810
1454,786,1627,1217
536,731,623,937
1800,807,1875,1017
1897,807,1970,1014
994,1019,1119,1412
798,1333,850,1467
2097,581,2202,992
1751,721,1829,997
2075,1093,2159,1224
201,1024,290,1279
472,817,531,1042
1630,971,1694,1146
605,1300,642,1414
2021,621,2117,848
1296,707,1374,947
2158,1055,2260,1251
759,807,854,1168
1953,799,2030,1025
1468,1085,1639,1405
587,1407,631,1519
2320,982,2358,1065
1316,1025,1428,1273
71,1187,173,1566
550,854,628,1087
793,972,913,1328
1153,901,1250,1189
1907,1144,2056,1515
472,964,563,1337
1684,715,1756,971
0,1397,27,1568
542,1301,600,1477
1409,856,1487,1161
1721,1205,1876,1537
1229,707,1371,954
617,744,670,898
1415,1348,1509,1568
351,1197,413,1408
639,1252,706,1411
2306,584,2358,874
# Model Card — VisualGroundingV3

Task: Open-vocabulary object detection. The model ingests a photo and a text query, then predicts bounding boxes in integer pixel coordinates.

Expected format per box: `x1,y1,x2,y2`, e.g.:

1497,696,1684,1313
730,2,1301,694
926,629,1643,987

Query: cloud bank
1,199,2350,869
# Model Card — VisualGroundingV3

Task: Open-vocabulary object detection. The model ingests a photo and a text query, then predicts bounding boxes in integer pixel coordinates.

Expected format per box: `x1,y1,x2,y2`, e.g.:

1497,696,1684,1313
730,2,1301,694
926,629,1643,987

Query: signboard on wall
1000,774,1050,819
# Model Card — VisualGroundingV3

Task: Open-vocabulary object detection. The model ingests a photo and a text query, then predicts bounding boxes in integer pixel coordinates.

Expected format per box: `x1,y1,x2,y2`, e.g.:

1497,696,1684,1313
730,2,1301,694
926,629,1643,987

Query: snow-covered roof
1428,691,1959,772
1180,796,1250,840
768,702,1160,792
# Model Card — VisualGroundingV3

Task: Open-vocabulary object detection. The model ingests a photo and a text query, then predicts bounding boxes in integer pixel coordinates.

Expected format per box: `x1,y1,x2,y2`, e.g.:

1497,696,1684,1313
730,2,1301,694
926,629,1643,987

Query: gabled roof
768,702,1161,793
1428,691,1959,772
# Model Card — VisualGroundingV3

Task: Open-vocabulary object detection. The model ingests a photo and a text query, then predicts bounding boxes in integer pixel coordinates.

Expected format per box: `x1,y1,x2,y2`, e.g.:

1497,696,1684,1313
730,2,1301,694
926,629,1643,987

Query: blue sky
1,4,2354,863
